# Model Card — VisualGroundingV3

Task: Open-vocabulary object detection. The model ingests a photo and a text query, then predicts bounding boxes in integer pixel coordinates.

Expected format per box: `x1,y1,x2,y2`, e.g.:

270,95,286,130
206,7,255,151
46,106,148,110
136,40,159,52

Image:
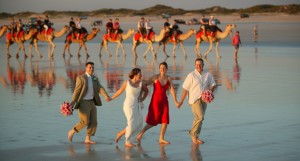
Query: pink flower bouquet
201,90,214,103
60,101,73,116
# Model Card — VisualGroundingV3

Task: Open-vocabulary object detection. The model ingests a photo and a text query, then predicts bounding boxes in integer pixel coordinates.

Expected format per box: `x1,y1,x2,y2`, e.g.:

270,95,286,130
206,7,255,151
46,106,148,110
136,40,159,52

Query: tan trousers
73,100,97,136
189,100,207,137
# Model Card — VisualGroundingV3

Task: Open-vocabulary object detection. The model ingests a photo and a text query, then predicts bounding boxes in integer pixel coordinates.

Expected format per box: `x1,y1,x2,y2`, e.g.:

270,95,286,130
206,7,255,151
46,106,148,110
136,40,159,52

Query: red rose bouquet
60,101,73,116
201,90,214,103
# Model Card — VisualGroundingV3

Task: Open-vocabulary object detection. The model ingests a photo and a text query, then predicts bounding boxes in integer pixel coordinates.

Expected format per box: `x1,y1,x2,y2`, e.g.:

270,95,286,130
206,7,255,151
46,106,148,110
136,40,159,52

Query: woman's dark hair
129,68,141,79
159,62,168,70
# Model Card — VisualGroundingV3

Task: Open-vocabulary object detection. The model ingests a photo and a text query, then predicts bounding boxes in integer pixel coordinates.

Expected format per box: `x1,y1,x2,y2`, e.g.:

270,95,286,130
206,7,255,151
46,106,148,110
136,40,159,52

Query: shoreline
1,13,300,25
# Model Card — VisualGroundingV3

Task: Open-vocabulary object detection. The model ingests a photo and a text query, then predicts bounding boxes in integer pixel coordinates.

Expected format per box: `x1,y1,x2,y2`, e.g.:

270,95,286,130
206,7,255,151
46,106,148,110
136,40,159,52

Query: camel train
1,18,236,59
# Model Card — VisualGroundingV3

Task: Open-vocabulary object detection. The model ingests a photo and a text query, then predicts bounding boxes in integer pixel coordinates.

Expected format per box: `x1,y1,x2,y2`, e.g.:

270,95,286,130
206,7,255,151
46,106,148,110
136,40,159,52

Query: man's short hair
195,58,204,65
86,62,94,66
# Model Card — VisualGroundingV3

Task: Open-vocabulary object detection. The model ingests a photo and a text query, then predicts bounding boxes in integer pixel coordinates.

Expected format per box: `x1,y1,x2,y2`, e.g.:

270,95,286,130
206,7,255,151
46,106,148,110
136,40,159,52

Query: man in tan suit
68,62,111,144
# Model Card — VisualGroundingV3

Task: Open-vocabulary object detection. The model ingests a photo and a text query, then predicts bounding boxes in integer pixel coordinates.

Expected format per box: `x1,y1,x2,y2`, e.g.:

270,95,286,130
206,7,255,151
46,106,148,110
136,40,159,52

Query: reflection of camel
0,25,8,37
29,59,69,97
155,29,196,57
63,28,100,57
132,28,168,57
63,56,86,92
30,26,69,58
100,29,135,57
195,24,236,58
0,58,27,94
6,28,37,58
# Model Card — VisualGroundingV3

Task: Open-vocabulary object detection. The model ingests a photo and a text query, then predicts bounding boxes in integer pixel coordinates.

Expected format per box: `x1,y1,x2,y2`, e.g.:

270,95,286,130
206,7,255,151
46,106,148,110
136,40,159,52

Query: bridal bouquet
60,101,73,116
201,90,214,103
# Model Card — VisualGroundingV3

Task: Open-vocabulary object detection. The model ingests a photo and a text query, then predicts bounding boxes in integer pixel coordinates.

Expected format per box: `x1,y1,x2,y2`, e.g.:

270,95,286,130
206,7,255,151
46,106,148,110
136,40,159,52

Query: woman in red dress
136,62,179,144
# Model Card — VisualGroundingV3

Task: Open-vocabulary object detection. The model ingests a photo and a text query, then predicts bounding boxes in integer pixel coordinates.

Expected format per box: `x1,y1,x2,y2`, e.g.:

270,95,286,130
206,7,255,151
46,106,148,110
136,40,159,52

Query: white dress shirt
182,70,216,104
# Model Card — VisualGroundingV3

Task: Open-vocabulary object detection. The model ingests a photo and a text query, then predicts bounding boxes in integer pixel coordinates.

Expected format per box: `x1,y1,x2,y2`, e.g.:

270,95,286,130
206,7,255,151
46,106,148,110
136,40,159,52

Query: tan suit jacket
71,73,109,109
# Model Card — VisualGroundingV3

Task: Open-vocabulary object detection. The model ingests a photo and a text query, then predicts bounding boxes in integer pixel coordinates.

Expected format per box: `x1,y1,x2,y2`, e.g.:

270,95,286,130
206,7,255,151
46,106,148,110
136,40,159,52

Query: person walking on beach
232,31,242,59
136,62,179,144
112,68,149,147
178,58,216,144
68,62,111,144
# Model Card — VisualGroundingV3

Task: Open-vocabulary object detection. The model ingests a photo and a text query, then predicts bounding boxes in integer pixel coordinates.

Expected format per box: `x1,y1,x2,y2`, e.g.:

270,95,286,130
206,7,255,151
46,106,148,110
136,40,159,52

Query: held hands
105,96,112,102
175,100,183,109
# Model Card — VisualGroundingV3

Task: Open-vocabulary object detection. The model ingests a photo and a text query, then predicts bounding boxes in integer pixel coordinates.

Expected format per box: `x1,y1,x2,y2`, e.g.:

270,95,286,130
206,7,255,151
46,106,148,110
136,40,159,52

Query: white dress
123,80,143,143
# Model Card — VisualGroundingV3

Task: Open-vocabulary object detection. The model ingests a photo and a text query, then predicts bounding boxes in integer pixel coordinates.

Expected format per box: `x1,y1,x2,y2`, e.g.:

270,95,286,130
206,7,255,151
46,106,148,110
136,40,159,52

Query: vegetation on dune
0,4,299,19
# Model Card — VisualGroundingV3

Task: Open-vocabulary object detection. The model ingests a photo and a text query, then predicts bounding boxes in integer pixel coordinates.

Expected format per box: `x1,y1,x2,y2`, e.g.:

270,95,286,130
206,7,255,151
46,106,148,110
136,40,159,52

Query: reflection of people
232,31,242,59
137,62,179,144
115,144,150,160
233,59,241,85
112,68,149,147
178,58,216,144
68,62,111,144
191,144,203,161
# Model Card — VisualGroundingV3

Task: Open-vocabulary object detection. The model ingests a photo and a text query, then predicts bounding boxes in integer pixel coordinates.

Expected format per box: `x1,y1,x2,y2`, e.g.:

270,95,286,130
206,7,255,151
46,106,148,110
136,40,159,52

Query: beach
0,14,300,161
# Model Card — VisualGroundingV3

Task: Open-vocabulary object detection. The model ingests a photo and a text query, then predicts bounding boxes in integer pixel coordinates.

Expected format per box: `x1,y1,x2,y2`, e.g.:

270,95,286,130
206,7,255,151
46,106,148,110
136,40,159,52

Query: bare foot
68,130,74,142
85,140,96,144
192,139,204,144
115,132,123,143
136,134,142,143
159,139,170,144
125,142,136,147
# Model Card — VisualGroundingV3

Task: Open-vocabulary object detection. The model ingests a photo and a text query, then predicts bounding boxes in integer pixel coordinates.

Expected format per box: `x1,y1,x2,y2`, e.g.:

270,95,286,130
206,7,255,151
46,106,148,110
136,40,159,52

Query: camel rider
43,15,50,35
113,18,120,38
171,20,179,41
69,17,76,31
16,19,23,37
75,17,87,40
106,18,113,35
200,15,209,36
68,17,76,38
209,15,217,35
36,16,43,32
145,18,153,39
137,17,145,36
164,18,170,30
8,18,16,37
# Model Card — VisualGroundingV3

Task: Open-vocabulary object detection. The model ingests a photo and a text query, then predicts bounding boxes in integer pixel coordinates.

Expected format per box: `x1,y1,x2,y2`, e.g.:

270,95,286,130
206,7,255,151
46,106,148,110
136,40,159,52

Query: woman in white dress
111,68,148,147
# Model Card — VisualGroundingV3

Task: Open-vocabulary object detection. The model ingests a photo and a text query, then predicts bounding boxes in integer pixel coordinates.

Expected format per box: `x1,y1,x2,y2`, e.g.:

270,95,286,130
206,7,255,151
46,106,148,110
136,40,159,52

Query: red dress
146,80,170,126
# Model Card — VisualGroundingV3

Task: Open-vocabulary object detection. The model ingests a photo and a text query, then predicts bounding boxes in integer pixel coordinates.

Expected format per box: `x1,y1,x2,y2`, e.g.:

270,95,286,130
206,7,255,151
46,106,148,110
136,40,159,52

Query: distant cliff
1,4,299,19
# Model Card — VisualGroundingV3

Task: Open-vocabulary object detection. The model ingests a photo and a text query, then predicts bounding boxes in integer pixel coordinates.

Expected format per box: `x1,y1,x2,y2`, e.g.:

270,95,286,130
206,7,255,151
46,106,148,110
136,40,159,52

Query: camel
6,28,38,58
132,28,169,57
155,28,196,57
0,25,8,37
99,29,135,57
195,24,236,58
30,26,69,58
63,28,100,57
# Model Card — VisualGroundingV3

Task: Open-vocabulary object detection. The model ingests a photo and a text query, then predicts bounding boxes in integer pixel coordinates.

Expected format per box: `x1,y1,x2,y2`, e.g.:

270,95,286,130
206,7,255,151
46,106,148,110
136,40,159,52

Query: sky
0,0,299,13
